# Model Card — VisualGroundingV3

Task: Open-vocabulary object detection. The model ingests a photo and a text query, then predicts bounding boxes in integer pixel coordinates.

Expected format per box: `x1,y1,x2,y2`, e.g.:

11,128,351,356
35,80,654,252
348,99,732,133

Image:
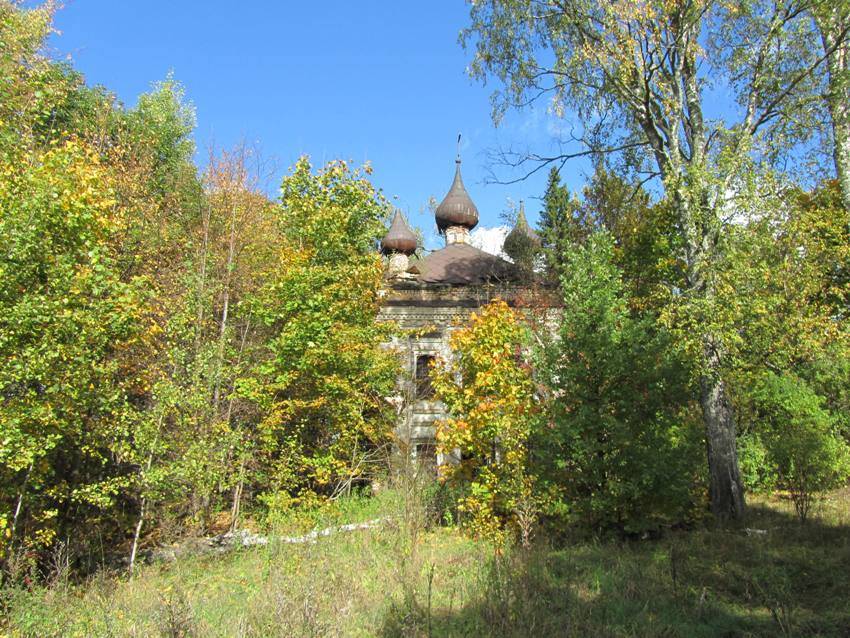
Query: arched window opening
415,354,436,400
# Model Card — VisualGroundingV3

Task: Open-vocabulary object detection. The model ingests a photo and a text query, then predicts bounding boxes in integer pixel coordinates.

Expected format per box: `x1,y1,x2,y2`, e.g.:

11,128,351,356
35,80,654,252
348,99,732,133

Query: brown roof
381,210,418,255
435,160,479,232
408,243,518,285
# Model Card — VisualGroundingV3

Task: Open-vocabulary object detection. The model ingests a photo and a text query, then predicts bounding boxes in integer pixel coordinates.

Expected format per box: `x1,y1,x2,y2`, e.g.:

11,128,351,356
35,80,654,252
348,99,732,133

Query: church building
377,155,546,466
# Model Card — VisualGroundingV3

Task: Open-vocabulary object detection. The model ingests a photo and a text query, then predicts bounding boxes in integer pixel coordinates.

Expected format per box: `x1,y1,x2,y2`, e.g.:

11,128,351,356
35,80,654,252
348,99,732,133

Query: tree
125,143,274,571
0,1,56,149
464,0,836,519
0,135,148,562
0,3,232,571
537,232,700,532
811,0,850,210
431,300,542,547
716,181,849,378
538,166,582,278
715,178,850,509
240,158,398,504
502,203,543,278
539,163,682,308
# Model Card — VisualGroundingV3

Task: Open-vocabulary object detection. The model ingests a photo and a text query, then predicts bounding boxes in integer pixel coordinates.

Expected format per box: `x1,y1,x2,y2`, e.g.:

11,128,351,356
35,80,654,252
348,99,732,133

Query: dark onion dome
381,210,418,256
435,159,479,232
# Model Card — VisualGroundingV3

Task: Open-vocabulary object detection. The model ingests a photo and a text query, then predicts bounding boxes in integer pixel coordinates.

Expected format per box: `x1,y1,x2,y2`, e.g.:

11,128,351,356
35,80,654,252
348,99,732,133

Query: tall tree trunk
677,186,747,521
128,496,146,576
229,459,245,532
212,203,237,412
10,463,33,541
700,335,746,520
129,412,164,575
831,106,850,212
194,201,211,356
226,319,251,532
815,4,850,210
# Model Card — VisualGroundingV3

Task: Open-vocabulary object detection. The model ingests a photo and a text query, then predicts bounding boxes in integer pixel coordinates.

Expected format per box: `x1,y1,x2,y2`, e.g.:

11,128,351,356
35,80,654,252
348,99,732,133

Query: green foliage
737,433,778,494
0,2,221,570
583,168,683,312
463,0,840,522
129,76,196,187
538,232,702,533
0,1,57,146
750,372,850,522
539,165,682,310
0,136,148,553
717,181,848,378
0,1,403,569
241,158,398,501
716,179,850,515
538,167,582,276
501,225,539,278
2,0,849,593
432,300,543,546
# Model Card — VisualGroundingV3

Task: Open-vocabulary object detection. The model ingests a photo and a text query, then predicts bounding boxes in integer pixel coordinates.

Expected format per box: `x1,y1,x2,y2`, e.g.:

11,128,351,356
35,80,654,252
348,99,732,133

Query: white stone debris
146,518,387,565
277,518,385,545
209,518,386,550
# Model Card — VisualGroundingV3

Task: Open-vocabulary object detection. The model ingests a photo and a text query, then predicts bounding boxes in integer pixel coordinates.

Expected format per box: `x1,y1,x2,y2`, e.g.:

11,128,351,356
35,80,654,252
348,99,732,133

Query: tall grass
2,488,850,637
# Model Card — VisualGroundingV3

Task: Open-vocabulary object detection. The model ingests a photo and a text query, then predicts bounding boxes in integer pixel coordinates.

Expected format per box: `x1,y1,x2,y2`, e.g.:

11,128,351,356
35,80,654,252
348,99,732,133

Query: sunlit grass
3,489,849,637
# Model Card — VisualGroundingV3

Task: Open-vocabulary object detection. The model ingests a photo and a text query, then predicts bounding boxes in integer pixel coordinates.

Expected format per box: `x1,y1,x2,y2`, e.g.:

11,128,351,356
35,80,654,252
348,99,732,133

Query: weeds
1,489,849,637
155,587,197,638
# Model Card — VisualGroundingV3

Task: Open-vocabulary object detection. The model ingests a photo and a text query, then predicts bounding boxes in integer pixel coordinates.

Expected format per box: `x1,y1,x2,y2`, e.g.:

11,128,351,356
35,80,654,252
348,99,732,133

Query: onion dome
505,201,541,247
435,158,479,232
503,201,541,267
381,210,418,256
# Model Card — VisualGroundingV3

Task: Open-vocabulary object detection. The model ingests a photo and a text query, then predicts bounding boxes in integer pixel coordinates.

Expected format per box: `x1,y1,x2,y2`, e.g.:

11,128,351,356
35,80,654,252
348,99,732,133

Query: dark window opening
415,354,436,399
415,442,437,473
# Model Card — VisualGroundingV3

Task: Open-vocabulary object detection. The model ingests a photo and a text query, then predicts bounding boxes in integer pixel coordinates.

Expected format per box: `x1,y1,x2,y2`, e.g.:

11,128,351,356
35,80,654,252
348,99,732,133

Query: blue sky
44,1,591,248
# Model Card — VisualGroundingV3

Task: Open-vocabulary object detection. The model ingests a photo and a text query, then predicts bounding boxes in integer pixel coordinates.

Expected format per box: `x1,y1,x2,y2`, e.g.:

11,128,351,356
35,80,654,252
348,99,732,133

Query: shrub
753,372,850,522
737,432,778,494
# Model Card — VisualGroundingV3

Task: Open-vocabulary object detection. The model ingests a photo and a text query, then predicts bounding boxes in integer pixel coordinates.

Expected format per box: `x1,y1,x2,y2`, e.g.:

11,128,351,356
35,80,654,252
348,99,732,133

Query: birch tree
812,0,850,209
464,0,839,519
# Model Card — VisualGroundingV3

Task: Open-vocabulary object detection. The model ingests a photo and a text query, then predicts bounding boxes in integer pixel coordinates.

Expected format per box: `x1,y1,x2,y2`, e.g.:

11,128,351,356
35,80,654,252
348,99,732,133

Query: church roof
381,210,418,255
505,202,541,246
408,243,518,285
434,159,479,232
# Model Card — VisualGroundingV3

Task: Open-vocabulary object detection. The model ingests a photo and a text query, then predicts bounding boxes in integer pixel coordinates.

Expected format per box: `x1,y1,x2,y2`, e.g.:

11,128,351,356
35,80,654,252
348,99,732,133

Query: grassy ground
2,489,850,637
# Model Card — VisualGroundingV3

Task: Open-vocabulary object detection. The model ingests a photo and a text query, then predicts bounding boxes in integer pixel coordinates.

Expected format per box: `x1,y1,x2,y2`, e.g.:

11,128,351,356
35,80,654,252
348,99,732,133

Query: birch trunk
10,463,32,540
700,335,746,519
128,497,146,575
816,6,850,210
212,203,237,412
229,459,245,532
129,412,164,575
226,320,251,531
677,184,747,521
194,202,211,355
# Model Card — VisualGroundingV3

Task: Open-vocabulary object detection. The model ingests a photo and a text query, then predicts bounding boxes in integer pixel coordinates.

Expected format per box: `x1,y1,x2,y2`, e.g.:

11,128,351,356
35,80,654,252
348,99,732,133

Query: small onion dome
381,210,418,256
505,202,541,247
503,201,541,266
435,159,479,232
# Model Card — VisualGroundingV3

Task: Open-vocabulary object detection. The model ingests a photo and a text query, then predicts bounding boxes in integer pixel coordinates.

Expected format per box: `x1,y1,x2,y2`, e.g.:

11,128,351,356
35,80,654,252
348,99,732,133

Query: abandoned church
378,155,552,467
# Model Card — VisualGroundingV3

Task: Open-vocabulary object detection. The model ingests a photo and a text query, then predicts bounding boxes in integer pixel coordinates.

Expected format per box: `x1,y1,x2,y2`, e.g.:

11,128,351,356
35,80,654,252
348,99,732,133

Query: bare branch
483,140,651,185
